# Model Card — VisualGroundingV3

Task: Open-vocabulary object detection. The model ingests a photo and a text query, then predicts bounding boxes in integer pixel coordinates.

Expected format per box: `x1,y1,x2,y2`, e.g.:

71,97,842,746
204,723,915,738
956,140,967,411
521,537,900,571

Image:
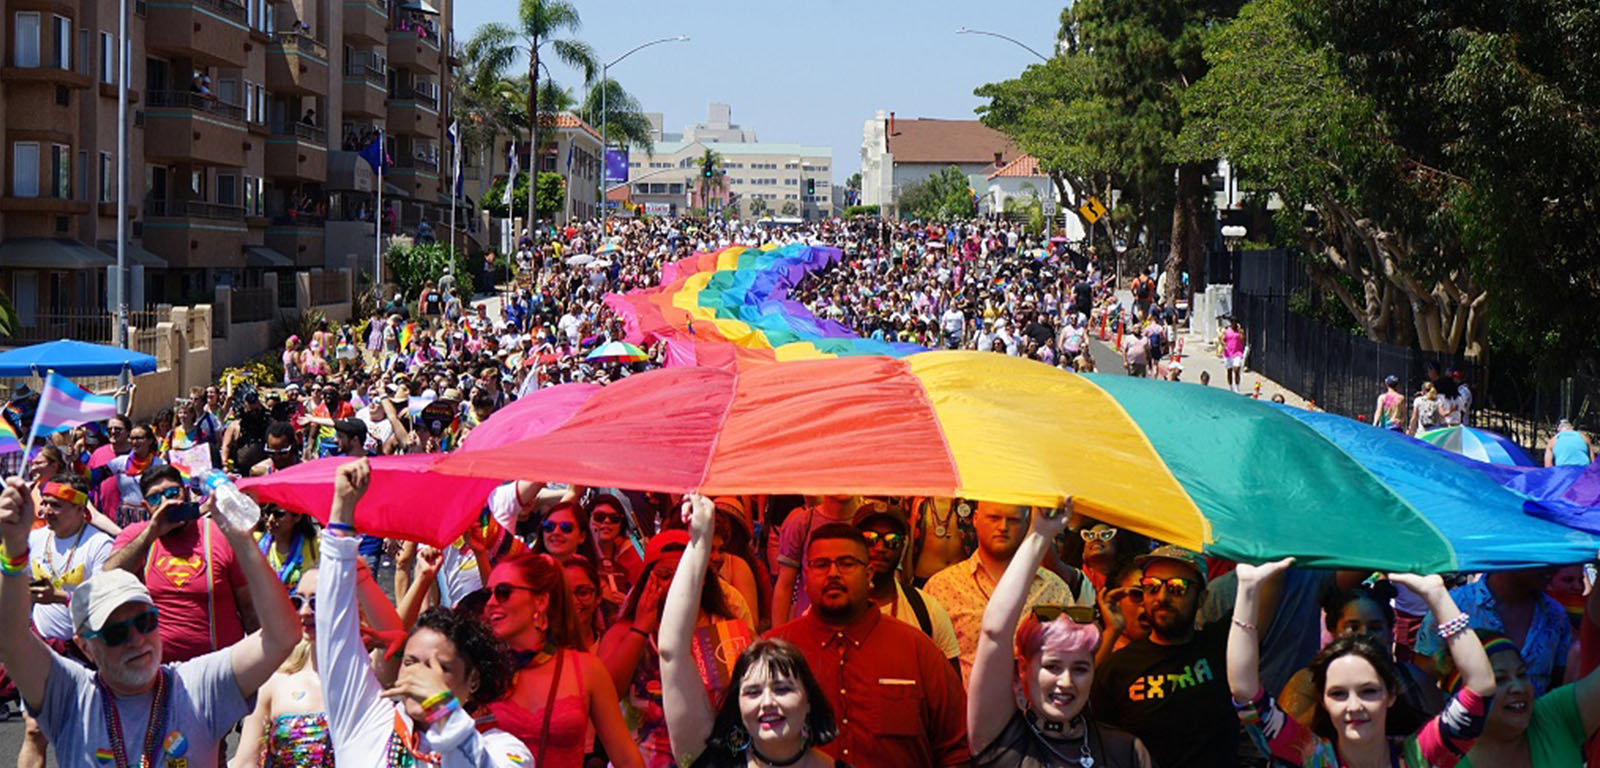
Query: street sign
1079,196,1108,224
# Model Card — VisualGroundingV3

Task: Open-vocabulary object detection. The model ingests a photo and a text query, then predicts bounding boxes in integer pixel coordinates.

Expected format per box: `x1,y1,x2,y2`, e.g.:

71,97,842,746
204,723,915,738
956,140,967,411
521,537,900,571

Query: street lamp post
601,35,688,220
955,27,1050,62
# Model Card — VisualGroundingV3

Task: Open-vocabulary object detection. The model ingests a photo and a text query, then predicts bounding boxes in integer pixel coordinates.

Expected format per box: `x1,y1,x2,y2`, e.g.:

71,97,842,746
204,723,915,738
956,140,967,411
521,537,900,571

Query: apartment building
622,140,833,221
0,0,456,339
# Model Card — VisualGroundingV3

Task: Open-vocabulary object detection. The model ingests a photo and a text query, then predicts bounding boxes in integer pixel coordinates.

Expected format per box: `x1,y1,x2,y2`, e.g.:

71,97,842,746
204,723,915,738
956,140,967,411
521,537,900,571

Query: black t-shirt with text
1090,620,1238,768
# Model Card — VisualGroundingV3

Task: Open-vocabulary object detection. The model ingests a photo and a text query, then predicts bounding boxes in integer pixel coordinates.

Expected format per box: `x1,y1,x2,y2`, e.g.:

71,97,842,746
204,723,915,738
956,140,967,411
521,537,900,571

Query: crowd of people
0,214,1596,768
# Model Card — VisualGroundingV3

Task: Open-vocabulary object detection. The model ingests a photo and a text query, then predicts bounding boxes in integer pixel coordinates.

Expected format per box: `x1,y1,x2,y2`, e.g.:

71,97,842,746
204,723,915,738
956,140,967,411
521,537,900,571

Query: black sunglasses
590,512,623,524
289,594,317,612
489,583,538,603
84,609,159,647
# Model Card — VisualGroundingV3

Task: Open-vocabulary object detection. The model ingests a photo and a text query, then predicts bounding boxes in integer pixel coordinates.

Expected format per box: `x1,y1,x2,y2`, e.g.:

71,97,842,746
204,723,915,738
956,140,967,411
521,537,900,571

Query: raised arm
1226,557,1296,703
969,500,1071,754
316,459,389,745
1393,573,1493,698
1391,572,1494,766
0,478,52,710
219,496,302,695
660,495,718,763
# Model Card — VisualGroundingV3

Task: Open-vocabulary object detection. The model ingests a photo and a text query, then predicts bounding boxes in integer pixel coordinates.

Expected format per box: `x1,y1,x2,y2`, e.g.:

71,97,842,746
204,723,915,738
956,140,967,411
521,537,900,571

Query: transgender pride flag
32,372,118,437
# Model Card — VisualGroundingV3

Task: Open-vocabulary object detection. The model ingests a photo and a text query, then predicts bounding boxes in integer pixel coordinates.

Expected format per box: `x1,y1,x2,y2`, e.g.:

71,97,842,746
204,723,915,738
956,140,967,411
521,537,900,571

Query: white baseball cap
71,569,155,635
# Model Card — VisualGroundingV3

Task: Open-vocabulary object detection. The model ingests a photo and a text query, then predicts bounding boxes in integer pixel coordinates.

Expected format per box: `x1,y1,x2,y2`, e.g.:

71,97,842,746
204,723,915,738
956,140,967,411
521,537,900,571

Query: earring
725,726,750,753
532,610,548,633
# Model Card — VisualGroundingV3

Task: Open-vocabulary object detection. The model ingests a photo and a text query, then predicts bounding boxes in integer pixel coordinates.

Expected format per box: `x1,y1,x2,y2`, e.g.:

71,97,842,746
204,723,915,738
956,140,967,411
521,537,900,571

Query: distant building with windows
860,110,1016,219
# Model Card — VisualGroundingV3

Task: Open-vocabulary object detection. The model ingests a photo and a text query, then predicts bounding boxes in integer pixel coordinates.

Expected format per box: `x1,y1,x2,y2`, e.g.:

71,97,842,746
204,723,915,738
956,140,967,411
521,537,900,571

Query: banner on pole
604,148,630,184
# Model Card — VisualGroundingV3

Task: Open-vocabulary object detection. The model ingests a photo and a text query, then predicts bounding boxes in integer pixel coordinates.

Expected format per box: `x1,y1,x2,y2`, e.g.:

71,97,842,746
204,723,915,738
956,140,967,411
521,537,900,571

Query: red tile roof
886,118,1016,165
539,112,603,142
987,154,1043,180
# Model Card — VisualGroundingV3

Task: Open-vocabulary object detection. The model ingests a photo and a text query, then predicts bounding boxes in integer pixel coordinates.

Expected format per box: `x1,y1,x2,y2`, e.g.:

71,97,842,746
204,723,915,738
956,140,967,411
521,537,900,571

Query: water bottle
203,471,260,530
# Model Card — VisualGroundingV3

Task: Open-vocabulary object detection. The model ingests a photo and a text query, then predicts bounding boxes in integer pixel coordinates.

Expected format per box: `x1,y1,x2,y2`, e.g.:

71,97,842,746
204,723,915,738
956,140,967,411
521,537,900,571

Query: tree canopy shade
1179,0,1600,367
481,171,565,220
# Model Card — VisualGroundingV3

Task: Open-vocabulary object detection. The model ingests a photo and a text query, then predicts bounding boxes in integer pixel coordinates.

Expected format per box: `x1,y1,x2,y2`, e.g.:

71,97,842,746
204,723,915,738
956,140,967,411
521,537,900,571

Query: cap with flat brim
71,568,155,635
1135,544,1209,587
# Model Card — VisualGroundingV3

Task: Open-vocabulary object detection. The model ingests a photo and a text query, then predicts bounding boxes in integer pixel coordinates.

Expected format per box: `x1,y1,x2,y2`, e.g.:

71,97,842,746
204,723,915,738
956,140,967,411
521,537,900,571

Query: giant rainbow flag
603,243,925,369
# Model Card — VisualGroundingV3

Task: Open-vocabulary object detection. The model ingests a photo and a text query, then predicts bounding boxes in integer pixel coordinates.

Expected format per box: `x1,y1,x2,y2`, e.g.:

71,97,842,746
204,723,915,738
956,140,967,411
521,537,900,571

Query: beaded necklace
42,523,88,588
94,668,171,768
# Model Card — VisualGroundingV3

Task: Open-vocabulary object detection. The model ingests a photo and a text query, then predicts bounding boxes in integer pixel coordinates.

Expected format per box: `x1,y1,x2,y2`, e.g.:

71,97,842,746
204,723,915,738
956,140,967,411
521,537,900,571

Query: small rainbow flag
0,418,21,455
399,322,416,350
94,748,114,764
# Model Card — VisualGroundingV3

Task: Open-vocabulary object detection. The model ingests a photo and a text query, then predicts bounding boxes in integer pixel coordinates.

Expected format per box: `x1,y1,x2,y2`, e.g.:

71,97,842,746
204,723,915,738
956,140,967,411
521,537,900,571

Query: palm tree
578,79,654,156
697,148,725,212
466,0,597,227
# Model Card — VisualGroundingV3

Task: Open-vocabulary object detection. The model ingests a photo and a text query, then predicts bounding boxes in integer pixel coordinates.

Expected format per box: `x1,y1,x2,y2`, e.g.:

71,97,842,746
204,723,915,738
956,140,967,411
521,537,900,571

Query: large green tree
1075,0,1242,302
899,166,977,222
578,79,654,156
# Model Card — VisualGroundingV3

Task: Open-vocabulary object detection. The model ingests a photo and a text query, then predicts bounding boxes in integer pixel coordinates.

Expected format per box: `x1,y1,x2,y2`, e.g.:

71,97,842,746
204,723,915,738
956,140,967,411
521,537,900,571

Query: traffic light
704,167,713,178
805,178,815,195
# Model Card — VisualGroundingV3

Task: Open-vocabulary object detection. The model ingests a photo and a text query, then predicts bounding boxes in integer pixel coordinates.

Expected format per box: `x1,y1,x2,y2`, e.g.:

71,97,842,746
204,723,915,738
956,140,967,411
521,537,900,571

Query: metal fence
1228,248,1600,452
308,271,348,307
231,286,275,324
7,310,161,345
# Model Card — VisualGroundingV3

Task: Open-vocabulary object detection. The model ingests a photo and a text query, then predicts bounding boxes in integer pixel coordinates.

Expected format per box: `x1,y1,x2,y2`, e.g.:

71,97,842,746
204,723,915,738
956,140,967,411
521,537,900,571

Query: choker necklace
1024,710,1095,767
750,741,809,767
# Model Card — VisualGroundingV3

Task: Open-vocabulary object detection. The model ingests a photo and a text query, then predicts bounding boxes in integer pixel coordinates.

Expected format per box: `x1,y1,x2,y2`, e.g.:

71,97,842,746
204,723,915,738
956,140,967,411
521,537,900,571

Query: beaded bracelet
1437,613,1472,641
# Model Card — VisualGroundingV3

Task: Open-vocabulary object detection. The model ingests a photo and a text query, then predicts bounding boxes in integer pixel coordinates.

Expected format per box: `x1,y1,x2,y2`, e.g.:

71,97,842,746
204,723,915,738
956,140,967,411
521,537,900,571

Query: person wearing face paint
0,467,299,768
315,458,533,767
1278,582,1444,735
1088,545,1237,768
229,558,405,768
1456,569,1600,768
1228,558,1495,768
478,551,642,768
854,502,960,668
765,522,971,766
969,496,1154,768
661,494,848,768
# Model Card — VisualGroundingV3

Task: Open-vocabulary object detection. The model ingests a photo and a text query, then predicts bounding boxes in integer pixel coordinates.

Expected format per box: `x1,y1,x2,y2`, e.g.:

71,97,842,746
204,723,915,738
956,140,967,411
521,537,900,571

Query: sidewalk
1088,290,1309,407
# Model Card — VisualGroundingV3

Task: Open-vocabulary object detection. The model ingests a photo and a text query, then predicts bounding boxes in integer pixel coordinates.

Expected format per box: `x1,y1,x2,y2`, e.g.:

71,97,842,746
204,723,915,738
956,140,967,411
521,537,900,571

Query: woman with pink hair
968,498,1154,767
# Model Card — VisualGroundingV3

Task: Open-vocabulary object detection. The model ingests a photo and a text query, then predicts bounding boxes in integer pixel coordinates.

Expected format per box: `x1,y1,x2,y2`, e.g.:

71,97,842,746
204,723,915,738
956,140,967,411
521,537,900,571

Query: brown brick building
0,0,456,338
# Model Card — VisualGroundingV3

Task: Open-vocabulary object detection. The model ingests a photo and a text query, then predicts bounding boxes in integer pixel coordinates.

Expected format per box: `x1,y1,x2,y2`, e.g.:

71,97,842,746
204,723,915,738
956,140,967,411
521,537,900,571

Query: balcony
145,0,249,68
266,32,329,95
265,123,328,182
143,90,246,166
341,60,386,118
343,0,388,44
266,214,326,267
144,91,247,166
388,85,440,138
142,198,248,269
387,27,441,74
389,156,439,201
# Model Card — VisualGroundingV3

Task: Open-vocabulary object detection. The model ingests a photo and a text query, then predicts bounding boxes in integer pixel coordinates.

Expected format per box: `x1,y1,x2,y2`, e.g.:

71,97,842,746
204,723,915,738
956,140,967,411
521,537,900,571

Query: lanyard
95,668,171,768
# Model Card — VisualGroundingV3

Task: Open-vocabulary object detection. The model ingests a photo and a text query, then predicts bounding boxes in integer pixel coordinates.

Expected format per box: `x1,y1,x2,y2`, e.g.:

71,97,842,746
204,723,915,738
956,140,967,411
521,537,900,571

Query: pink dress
487,649,590,768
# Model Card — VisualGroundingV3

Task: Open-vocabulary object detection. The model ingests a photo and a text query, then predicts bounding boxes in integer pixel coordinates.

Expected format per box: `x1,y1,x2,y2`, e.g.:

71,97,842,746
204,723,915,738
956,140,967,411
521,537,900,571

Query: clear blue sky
453,0,1062,186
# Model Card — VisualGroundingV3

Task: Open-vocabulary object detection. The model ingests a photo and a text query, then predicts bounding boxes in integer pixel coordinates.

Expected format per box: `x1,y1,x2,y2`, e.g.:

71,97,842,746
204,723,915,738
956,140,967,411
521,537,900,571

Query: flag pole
375,128,385,289
21,369,50,461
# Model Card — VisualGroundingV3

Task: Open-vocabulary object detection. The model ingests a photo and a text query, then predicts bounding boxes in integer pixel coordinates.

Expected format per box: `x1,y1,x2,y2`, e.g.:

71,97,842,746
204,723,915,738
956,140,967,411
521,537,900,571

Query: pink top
486,650,589,768
1223,328,1245,357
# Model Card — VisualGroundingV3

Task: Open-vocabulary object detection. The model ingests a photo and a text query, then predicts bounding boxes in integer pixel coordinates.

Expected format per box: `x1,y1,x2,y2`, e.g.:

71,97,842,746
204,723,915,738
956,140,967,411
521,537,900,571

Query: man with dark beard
765,523,970,767
1090,545,1240,768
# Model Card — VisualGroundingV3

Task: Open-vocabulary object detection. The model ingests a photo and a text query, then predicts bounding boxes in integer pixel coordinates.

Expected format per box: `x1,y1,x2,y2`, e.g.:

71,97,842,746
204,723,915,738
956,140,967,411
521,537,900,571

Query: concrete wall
124,306,214,422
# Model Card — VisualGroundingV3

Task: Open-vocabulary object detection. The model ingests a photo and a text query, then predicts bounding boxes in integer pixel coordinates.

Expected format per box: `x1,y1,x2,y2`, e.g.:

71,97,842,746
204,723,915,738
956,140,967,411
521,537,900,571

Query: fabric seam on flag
696,371,741,492
1083,376,1216,548
903,359,963,496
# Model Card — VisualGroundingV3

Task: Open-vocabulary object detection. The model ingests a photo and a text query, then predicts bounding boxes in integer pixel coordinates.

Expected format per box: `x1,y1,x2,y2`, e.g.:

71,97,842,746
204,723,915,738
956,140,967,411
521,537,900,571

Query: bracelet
1437,613,1472,641
325,522,358,537
420,689,454,710
1231,617,1258,633
0,542,26,567
423,692,460,725
0,556,27,576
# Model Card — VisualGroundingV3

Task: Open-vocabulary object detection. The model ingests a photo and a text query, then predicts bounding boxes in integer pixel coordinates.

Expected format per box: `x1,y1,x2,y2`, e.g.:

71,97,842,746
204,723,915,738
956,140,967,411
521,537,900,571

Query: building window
14,13,40,68
99,152,112,202
216,174,237,206
99,31,113,82
51,145,70,199
52,15,70,69
12,143,39,198
77,149,87,200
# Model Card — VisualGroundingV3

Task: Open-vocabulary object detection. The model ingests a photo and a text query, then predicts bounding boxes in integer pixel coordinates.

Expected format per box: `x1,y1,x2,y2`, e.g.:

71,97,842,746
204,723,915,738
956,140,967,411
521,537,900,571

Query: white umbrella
565,253,595,266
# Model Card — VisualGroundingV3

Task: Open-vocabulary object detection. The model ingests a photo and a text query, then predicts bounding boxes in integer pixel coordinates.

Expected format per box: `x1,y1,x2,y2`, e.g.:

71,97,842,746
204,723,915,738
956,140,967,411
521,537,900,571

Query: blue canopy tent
0,339,157,377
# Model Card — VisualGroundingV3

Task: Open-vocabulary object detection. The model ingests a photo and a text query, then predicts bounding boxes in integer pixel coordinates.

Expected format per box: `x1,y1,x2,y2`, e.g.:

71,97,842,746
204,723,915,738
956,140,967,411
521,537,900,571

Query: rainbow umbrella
1419,425,1535,466
585,341,649,364
603,243,924,370
434,351,1599,572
